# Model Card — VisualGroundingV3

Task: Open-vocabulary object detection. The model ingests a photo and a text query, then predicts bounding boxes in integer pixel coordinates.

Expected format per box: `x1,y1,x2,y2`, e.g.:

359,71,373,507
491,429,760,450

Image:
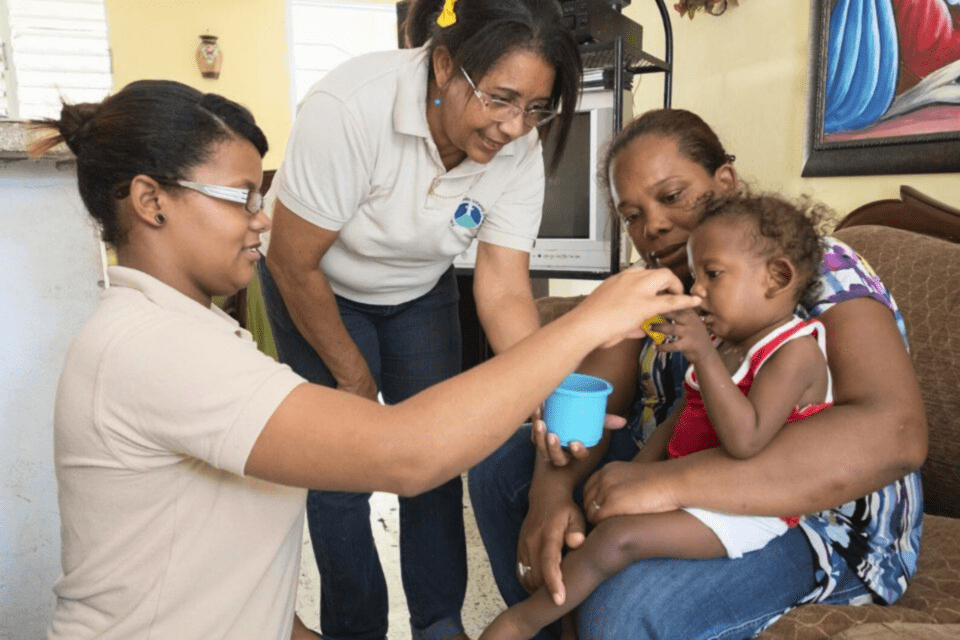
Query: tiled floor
295,474,506,639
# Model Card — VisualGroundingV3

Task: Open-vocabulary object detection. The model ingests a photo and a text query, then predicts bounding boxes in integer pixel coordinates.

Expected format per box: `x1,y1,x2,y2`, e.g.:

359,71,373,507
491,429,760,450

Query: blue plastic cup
543,373,614,447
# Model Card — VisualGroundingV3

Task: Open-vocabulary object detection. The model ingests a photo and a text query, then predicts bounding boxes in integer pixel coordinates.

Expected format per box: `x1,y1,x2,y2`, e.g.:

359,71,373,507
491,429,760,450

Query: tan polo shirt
49,267,306,640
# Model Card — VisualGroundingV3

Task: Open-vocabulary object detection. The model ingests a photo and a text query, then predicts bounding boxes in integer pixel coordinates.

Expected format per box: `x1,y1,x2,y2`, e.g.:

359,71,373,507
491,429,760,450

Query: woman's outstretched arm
245,266,701,497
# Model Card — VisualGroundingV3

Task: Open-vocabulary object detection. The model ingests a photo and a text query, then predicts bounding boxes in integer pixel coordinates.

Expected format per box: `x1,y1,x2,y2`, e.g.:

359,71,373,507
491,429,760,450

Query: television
453,89,633,277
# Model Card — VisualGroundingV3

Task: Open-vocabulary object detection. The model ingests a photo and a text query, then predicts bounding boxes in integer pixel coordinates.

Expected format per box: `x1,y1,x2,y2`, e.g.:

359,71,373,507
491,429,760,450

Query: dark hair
30,79,268,247
402,0,435,49
405,0,582,172
698,190,828,308
601,108,735,192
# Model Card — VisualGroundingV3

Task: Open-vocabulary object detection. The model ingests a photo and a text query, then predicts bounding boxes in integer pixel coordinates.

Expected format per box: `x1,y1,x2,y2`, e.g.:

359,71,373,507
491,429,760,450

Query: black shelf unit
579,0,673,114
577,0,673,277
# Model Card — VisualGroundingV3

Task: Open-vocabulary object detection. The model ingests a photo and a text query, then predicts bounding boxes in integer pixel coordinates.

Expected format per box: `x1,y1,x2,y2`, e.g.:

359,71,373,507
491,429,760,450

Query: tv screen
454,89,629,275
539,111,591,239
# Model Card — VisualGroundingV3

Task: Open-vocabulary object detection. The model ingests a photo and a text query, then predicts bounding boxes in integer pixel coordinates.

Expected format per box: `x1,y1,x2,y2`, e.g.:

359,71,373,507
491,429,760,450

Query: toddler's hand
650,309,715,364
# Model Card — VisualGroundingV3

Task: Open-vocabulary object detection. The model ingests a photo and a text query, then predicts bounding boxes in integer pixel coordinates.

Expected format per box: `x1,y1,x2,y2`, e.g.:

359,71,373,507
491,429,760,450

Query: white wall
0,159,104,638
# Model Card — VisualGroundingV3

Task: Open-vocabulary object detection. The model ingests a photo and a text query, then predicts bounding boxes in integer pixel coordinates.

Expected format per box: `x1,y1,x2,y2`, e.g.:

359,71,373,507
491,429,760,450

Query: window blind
1,0,111,120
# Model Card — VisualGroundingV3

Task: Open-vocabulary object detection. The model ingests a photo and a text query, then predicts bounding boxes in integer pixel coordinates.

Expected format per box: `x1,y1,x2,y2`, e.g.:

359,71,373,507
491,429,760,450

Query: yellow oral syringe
641,315,667,344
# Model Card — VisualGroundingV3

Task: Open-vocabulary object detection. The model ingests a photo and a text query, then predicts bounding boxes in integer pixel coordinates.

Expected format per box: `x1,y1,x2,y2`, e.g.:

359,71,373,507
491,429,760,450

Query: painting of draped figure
803,0,960,175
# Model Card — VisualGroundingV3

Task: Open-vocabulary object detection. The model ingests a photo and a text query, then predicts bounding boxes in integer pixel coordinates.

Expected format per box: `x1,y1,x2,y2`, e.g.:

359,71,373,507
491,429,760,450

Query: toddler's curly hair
698,190,831,308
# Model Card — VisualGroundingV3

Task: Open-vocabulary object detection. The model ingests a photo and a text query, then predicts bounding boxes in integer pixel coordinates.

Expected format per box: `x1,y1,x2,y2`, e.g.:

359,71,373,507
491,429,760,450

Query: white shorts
684,507,790,559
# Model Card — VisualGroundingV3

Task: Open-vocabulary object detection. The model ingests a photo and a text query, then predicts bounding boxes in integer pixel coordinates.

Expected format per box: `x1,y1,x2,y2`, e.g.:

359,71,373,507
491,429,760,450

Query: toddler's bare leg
479,510,724,640
559,612,578,640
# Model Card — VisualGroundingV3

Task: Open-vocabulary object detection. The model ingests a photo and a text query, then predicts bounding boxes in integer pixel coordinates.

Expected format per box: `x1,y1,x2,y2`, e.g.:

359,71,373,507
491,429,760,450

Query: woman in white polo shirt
36,79,696,640
257,1,583,638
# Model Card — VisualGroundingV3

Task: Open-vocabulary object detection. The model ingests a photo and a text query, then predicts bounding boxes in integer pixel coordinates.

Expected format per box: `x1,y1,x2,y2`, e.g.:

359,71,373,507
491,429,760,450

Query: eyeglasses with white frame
460,67,558,128
176,180,264,215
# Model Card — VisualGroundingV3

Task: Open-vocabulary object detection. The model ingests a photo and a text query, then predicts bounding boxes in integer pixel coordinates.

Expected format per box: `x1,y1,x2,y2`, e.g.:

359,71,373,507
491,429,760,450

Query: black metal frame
581,0,673,274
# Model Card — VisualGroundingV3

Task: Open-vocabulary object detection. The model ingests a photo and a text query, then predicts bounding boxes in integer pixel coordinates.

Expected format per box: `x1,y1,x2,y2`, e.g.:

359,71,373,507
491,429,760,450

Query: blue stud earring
434,98,442,106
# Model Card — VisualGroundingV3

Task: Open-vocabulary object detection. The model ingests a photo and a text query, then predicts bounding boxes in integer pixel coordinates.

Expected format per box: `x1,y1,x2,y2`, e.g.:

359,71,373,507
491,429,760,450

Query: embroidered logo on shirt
452,199,485,229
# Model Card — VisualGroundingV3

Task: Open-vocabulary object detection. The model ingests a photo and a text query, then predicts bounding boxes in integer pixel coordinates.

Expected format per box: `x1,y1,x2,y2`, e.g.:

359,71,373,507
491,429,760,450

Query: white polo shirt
49,267,306,640
272,45,546,305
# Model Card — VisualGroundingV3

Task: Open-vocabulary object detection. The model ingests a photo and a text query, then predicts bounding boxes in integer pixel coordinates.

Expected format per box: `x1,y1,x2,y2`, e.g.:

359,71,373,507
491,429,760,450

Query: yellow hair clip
437,0,458,27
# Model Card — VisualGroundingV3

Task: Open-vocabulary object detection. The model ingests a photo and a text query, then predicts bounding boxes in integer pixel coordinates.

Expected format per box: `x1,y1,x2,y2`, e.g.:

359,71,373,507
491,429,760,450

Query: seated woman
468,108,926,640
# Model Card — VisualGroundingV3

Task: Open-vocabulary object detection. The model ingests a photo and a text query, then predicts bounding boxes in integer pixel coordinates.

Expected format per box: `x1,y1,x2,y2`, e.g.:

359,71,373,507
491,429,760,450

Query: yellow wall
104,0,292,170
624,0,960,221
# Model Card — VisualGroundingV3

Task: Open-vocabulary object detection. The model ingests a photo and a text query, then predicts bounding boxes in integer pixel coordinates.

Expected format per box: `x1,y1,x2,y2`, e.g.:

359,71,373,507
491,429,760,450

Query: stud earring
434,97,442,106
155,213,166,225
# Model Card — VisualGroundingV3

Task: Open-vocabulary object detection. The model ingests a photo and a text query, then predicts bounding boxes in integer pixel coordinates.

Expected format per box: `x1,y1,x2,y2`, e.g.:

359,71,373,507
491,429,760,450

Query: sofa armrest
835,185,960,243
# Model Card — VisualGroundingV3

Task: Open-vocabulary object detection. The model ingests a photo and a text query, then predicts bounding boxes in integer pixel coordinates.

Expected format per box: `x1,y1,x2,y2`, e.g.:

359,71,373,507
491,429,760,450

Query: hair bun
58,101,99,155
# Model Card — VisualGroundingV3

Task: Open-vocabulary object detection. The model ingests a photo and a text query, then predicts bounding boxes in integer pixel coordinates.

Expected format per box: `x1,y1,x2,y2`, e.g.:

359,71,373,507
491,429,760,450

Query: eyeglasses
176,180,264,215
460,67,558,128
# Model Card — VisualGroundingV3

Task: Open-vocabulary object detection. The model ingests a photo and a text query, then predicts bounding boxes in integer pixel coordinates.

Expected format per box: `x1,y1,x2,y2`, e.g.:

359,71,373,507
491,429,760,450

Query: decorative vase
196,35,223,79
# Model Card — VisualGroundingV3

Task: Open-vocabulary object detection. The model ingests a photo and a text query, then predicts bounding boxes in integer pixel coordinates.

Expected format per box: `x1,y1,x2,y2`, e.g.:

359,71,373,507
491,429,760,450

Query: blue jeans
468,426,873,640
259,259,466,640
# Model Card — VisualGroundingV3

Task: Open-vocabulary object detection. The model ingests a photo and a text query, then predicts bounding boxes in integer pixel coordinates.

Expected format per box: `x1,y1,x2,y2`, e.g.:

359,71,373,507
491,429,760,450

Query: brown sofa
758,198,960,639
534,190,960,639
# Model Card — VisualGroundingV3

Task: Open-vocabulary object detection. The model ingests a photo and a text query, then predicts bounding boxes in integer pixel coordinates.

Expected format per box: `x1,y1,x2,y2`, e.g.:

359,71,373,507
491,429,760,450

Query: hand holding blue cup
543,373,614,448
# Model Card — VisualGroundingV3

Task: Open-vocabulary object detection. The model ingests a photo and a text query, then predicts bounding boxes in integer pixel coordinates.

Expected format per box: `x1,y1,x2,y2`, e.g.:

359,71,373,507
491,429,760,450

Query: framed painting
803,0,960,177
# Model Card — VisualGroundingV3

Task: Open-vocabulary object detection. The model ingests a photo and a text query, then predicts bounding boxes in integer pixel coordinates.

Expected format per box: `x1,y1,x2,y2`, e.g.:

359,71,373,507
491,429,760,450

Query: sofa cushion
759,515,960,638
833,226,960,519
535,294,586,326
834,623,960,640
835,622,960,640
899,514,960,619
